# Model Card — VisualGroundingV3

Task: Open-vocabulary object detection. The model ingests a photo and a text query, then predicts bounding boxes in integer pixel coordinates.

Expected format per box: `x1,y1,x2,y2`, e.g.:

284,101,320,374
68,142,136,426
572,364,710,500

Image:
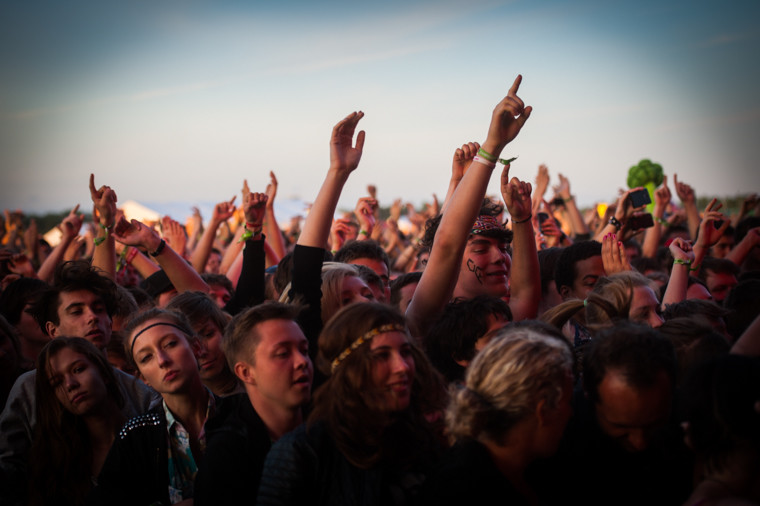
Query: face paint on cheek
466,259,484,285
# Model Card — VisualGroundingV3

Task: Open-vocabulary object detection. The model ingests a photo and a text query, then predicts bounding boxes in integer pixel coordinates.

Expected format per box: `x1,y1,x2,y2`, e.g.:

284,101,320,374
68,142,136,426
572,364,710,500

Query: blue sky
2,0,759,222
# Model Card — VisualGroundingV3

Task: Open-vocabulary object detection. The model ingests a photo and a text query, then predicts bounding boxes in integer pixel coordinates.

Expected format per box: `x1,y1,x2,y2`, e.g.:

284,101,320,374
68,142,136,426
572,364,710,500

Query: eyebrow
133,331,181,355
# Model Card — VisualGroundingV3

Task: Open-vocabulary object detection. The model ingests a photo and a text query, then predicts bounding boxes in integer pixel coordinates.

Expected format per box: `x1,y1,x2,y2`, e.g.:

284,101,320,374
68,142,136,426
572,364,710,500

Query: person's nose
390,351,411,375
156,349,172,368
65,374,79,391
650,312,664,328
627,430,649,452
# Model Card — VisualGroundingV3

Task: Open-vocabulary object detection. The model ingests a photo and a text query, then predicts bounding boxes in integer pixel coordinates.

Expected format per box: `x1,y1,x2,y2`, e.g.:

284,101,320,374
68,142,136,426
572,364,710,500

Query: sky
2,0,759,224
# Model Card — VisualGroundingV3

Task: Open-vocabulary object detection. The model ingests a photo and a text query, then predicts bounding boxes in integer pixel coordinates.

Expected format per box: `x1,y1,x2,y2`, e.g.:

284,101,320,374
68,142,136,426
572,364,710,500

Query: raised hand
654,174,672,211
330,218,353,252
161,216,187,257
501,165,533,223
60,204,84,241
242,182,268,230
329,111,365,174
695,198,730,250
668,237,695,264
354,197,377,235
601,233,632,275
265,171,278,209
483,75,532,155
673,173,695,206
89,174,117,227
212,195,237,225
112,217,161,252
451,142,480,182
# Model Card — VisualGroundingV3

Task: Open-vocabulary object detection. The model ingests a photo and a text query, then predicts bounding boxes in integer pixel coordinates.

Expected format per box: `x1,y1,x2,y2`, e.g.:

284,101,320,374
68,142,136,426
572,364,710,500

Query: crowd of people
1,75,759,505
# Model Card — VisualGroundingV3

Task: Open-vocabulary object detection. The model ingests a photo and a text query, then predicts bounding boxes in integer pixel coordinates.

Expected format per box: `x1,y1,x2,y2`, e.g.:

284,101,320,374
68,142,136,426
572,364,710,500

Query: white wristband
473,155,496,169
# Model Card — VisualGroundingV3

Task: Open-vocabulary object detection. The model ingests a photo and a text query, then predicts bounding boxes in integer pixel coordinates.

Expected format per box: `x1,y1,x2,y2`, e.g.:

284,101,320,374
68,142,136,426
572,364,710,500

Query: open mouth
293,375,311,386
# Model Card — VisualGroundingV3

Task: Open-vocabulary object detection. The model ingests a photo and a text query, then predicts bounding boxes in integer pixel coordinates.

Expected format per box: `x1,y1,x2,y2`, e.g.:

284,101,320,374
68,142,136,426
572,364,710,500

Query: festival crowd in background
1,76,759,506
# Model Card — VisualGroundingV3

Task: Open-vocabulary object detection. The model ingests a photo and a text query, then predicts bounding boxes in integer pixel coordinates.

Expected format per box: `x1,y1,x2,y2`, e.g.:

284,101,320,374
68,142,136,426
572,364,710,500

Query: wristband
100,222,114,231
93,222,112,246
477,147,498,163
125,247,139,264
499,156,518,165
512,214,532,225
149,239,166,257
238,224,262,243
358,229,369,237
609,216,622,231
472,155,496,169
562,195,574,203
655,216,669,227
673,258,692,267
689,263,700,272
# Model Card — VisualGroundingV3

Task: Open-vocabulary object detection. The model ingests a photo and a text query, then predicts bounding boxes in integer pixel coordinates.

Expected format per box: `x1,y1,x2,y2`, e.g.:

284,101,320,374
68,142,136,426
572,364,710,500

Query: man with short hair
0,261,157,506
697,257,738,304
546,323,692,505
334,239,391,302
554,240,604,301
194,301,313,505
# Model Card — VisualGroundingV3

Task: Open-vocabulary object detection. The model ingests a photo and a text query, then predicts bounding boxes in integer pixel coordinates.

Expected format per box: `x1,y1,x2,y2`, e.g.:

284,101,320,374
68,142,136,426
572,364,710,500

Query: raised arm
661,237,695,308
691,199,730,276
407,75,532,338
554,172,590,239
190,196,237,273
674,173,700,241
442,142,479,211
353,197,377,241
501,169,540,320
89,174,118,279
298,111,365,249
642,175,671,258
36,205,83,283
264,171,287,264
112,217,209,294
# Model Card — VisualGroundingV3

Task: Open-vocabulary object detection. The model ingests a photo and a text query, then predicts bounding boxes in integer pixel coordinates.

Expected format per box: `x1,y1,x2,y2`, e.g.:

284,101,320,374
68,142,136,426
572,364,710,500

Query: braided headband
471,214,504,235
330,323,407,373
129,322,189,359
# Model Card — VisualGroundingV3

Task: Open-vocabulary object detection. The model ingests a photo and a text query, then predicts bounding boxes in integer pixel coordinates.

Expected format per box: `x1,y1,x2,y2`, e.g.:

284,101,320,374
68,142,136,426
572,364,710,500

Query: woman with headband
256,302,446,506
89,308,215,506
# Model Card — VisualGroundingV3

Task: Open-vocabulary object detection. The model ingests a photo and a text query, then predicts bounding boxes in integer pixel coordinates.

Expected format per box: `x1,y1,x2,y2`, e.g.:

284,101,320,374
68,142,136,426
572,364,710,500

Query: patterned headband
330,323,407,373
471,214,504,235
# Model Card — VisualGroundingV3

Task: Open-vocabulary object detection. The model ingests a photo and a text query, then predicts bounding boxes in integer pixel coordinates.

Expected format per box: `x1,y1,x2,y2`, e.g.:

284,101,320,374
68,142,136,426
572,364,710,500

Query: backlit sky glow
2,0,759,222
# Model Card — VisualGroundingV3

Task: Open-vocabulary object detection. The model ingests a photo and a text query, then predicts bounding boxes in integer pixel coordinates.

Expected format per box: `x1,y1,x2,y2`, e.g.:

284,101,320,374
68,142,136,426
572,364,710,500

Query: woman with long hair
28,337,125,506
257,302,446,506
90,307,215,506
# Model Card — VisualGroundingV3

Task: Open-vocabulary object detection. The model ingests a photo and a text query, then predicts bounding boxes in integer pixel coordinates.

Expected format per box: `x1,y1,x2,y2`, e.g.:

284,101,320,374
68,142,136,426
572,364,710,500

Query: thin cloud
6,80,224,120
696,31,758,49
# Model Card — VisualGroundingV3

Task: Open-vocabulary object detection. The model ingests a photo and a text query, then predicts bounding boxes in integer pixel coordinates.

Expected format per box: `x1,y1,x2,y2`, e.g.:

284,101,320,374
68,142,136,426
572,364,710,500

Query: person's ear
535,398,549,427
45,321,59,338
558,284,571,300
234,362,256,386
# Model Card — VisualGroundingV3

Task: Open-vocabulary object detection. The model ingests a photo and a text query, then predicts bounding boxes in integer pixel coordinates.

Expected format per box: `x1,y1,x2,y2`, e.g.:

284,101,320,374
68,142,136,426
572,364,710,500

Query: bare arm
642,175,671,259
37,206,83,283
407,75,532,338
673,173,700,241
264,171,287,262
190,196,236,273
89,174,118,279
661,238,695,308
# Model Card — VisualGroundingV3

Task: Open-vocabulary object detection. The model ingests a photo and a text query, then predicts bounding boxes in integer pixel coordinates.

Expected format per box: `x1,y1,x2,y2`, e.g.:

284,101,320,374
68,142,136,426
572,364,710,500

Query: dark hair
334,239,390,274
309,302,445,468
697,257,739,282
583,322,676,404
734,216,760,243
537,247,563,295
657,318,730,386
389,271,422,308
201,273,235,298
662,298,729,330
30,260,118,331
723,279,760,340
680,354,760,475
353,264,384,294
127,285,155,310
0,277,48,325
30,337,124,505
425,296,513,383
632,256,664,275
421,198,512,250
554,240,602,291
167,291,230,338
223,301,301,370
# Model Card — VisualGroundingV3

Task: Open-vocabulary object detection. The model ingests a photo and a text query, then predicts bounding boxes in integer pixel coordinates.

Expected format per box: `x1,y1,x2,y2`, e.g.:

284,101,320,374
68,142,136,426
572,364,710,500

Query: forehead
573,255,604,282
350,258,389,277
58,289,102,309
131,319,187,350
597,369,672,426
49,347,88,372
467,235,506,248
342,275,370,292
370,331,409,349
254,318,306,348
631,285,659,307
